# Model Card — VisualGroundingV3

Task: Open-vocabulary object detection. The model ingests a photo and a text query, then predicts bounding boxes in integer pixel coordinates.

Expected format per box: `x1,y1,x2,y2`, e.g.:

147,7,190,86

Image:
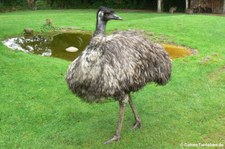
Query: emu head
97,6,122,22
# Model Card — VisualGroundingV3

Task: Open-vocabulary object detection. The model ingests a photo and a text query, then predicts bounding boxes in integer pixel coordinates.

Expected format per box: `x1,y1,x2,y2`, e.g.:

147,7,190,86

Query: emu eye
104,13,110,16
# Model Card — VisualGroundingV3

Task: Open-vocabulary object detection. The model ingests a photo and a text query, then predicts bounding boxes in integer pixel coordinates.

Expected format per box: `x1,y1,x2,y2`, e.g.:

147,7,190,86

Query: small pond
3,30,92,61
3,31,193,61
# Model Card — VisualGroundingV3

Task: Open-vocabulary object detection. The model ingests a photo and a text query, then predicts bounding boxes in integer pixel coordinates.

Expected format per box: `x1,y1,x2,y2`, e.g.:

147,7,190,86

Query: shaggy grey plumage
66,6,172,144
67,30,171,101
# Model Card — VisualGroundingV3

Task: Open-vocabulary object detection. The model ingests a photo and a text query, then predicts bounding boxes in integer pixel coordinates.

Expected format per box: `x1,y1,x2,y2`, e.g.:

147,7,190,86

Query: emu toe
132,120,142,130
104,135,120,144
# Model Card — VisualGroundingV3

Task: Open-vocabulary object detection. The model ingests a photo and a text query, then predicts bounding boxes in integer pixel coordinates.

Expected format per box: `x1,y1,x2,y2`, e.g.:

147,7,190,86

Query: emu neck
94,19,107,36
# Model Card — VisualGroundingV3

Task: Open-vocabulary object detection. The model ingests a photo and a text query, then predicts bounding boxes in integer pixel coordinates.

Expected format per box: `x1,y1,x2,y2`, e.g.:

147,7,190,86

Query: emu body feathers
66,30,171,102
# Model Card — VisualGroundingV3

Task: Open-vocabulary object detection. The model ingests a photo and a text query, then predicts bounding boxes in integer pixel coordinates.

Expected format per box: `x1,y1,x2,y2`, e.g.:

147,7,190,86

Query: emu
66,6,172,144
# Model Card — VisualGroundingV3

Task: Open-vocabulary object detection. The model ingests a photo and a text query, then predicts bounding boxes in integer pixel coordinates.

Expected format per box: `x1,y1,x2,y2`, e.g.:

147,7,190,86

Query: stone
186,9,193,14
24,28,34,35
26,45,34,51
65,46,79,52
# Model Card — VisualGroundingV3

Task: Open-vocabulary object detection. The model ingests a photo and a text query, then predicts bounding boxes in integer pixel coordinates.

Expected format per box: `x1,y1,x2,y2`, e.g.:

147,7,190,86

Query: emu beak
112,14,122,20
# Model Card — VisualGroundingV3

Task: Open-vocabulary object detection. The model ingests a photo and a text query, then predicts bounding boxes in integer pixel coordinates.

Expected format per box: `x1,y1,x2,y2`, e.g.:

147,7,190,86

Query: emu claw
132,120,141,130
104,135,120,144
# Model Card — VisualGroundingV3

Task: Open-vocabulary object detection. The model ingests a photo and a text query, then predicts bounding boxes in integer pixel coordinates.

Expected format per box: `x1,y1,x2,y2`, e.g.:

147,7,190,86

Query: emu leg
104,100,126,144
128,94,141,129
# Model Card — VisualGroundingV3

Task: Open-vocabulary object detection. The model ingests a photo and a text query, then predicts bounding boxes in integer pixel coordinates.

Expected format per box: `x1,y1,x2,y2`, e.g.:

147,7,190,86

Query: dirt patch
162,44,195,59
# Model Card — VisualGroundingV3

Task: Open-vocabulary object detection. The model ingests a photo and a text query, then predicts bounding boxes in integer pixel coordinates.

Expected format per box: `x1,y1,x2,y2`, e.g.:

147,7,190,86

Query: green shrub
36,0,49,10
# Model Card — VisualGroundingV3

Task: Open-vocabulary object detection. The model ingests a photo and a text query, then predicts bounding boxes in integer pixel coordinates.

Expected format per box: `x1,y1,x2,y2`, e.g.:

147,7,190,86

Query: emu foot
132,120,141,130
104,135,120,144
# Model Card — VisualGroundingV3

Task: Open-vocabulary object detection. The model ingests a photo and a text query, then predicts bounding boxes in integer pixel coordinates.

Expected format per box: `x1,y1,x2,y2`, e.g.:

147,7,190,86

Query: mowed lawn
0,10,225,148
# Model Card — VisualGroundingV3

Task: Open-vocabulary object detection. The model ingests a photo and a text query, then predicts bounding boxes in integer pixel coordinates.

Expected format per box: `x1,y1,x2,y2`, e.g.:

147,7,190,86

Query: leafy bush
0,0,186,11
36,0,49,10
0,0,27,12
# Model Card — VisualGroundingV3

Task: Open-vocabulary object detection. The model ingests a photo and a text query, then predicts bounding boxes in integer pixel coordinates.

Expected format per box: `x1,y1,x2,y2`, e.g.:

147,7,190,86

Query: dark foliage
0,0,27,12
0,0,187,11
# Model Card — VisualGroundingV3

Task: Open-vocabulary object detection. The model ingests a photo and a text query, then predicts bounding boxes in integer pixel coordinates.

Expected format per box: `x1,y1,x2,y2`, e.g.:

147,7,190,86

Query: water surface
3,31,193,61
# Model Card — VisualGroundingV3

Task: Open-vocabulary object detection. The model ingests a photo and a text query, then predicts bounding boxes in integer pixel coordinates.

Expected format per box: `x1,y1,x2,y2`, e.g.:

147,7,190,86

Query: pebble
65,46,79,52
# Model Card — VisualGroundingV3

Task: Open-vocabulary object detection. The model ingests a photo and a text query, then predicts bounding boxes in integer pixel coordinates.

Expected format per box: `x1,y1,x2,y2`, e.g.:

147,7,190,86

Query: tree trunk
27,0,36,10
186,0,189,10
157,0,162,12
223,0,225,13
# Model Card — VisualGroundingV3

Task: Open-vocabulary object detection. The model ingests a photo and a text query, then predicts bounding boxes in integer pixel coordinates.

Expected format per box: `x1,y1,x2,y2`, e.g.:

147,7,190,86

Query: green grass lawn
0,10,225,148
